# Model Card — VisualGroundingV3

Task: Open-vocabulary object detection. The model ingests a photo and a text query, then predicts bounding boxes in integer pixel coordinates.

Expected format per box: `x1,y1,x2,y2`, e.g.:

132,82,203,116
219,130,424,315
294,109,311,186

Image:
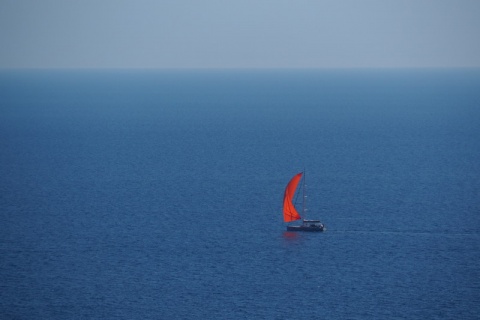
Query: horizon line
1,66,480,71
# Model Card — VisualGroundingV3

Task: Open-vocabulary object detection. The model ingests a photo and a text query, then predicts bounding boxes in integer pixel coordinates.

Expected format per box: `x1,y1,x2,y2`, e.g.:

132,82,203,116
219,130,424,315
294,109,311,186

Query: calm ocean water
1,69,479,319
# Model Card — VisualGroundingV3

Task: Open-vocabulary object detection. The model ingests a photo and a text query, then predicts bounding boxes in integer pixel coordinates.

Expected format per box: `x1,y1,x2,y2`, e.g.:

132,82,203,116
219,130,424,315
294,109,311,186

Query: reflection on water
282,231,299,240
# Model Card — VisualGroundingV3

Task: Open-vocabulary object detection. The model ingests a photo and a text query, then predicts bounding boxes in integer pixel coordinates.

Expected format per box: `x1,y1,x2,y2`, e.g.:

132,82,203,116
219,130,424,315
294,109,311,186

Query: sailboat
283,171,325,232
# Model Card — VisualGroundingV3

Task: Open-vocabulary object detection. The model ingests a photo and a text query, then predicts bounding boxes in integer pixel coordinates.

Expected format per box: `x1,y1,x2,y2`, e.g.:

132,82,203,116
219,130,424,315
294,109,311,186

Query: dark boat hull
287,225,325,232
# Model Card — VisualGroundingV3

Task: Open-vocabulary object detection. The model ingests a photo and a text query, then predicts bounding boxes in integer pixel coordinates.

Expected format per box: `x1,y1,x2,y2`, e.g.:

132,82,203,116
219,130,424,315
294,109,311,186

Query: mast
302,170,307,220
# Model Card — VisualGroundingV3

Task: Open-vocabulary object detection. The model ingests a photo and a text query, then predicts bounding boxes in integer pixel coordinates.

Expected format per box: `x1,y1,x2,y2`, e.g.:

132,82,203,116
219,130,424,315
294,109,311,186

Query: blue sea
1,69,479,319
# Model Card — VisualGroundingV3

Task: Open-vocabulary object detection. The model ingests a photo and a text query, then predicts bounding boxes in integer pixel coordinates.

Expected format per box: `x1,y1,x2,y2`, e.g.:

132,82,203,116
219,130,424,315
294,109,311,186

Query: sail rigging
283,172,303,222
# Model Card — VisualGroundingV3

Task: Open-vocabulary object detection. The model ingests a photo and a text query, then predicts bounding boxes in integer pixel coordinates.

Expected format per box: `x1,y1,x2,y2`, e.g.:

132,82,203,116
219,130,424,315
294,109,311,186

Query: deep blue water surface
1,69,479,319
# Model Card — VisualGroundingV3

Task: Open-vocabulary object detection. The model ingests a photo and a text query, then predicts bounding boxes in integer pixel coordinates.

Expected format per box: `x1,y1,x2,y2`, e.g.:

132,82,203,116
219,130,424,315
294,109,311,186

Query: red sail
283,172,303,222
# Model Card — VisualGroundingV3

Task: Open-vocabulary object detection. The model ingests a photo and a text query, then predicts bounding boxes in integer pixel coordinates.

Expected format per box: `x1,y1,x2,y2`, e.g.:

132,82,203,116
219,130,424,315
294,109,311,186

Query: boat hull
287,225,325,232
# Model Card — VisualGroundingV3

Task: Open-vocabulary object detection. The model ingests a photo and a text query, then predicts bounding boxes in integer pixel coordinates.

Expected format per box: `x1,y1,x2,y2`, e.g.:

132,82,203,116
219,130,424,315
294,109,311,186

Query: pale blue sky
1,0,479,68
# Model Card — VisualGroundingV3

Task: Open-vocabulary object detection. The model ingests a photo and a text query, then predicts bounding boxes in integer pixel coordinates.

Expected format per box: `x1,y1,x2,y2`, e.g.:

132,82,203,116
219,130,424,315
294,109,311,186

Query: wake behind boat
283,172,325,232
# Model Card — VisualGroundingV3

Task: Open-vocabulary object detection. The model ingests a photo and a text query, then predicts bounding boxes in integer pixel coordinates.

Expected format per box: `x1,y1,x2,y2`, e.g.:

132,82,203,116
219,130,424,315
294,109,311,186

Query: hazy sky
1,0,479,68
